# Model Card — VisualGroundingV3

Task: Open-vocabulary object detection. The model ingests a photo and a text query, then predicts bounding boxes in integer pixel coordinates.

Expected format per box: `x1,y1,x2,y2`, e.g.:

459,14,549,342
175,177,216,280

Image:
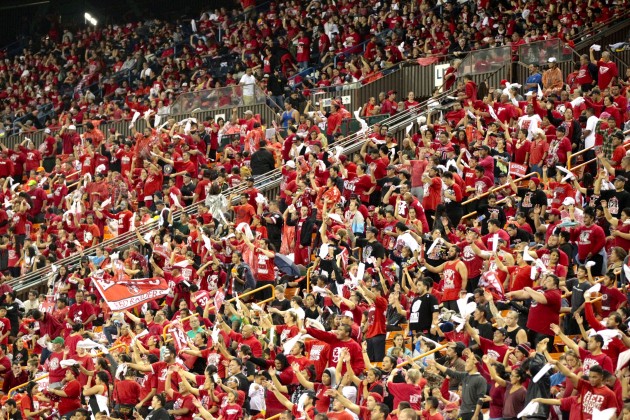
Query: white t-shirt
239,73,257,96
584,115,599,148
518,114,542,140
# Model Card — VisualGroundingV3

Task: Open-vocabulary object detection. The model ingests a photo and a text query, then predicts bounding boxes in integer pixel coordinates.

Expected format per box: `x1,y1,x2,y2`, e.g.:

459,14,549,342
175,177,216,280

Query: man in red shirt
590,49,618,90
66,290,96,331
554,362,618,420
357,281,387,362
506,274,561,351
570,207,606,275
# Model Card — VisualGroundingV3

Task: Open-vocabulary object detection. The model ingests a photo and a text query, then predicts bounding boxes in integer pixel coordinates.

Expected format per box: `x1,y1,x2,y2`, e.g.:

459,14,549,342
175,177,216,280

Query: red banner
214,288,225,312
417,57,439,66
93,275,169,311
509,162,527,177
167,320,189,354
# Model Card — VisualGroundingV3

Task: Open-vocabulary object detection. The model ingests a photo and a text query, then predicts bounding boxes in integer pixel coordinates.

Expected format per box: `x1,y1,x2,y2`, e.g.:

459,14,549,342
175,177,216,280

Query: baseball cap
68,125,76,130
548,57,557,63
246,176,255,182
547,208,561,216
27,180,37,186
444,402,459,412
563,197,576,206
387,90,397,96
615,175,628,183
52,337,65,345
342,310,354,320
531,177,541,187
496,327,508,336
466,227,480,235
500,79,508,85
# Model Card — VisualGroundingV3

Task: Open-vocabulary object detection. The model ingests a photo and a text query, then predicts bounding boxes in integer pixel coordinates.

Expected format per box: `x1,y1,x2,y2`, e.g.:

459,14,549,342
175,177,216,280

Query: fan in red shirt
591,49,618,90
358,281,388,362
554,362,618,420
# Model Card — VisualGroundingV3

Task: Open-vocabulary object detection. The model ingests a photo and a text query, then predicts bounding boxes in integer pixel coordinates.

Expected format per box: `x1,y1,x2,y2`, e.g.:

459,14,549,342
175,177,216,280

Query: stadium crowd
0,0,629,419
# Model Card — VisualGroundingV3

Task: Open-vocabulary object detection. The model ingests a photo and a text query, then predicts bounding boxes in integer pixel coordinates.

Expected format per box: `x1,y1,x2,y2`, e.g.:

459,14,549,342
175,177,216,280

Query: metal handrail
10,87,457,293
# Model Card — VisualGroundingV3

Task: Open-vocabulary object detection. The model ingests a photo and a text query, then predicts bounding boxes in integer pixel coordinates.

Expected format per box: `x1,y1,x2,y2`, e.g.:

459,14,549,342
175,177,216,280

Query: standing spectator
590,49,619,90
250,140,276,176
429,350,487,420
576,54,599,92
505,274,561,350
240,67,257,106
524,64,543,93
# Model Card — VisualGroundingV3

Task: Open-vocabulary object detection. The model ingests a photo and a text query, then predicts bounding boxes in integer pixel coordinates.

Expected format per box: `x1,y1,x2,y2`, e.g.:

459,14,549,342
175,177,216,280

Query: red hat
500,79,508,86
531,177,541,187
547,208,561,217
310,141,322,148
369,392,384,403
339,155,347,163
457,224,468,232
467,227,480,235
387,90,397,96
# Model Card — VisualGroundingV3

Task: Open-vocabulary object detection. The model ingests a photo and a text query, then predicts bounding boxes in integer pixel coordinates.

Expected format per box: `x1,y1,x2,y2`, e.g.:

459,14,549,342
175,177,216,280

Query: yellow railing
397,344,448,368
162,284,276,339
461,173,535,206
8,373,48,396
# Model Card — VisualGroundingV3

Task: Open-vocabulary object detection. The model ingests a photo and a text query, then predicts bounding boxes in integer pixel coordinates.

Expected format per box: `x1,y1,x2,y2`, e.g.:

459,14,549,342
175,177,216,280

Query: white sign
434,63,450,87
341,95,351,105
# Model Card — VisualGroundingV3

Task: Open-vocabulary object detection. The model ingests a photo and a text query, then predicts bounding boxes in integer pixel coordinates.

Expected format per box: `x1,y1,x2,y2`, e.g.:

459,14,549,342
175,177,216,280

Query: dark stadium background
0,0,233,48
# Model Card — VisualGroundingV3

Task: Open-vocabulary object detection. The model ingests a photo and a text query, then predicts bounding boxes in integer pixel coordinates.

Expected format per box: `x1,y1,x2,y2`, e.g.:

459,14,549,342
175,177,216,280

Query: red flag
509,162,527,177
167,320,189,354
92,275,169,311
213,288,225,312
417,57,439,66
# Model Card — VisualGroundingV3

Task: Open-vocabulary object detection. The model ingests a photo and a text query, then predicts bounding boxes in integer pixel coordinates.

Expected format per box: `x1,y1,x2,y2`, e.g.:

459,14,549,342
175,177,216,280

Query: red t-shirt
577,379,618,420
366,296,387,338
578,347,614,376
171,391,196,420
526,288,561,336
507,265,534,292
388,381,426,411
58,380,82,415
136,372,158,406
479,337,509,362
114,379,142,405
597,60,618,90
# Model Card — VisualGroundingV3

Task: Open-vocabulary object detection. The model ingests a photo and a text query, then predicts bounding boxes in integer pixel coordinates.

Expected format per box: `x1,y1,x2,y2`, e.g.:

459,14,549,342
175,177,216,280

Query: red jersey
441,260,464,301
366,296,387,338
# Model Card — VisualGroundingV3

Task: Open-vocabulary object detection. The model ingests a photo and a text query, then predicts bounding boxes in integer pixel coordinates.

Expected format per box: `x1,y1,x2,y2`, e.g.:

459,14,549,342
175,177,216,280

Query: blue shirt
525,73,542,92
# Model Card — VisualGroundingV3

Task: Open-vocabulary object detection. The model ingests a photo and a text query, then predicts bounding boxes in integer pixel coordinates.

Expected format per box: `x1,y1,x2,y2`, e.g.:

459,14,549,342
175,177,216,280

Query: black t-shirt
510,228,533,246
517,188,548,215
478,204,507,235
362,240,385,268
270,298,291,324
377,176,400,199
408,293,440,332
599,189,630,219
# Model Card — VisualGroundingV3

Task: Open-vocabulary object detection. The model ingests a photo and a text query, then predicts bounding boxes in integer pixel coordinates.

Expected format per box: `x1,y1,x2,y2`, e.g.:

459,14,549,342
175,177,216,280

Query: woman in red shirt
48,366,82,416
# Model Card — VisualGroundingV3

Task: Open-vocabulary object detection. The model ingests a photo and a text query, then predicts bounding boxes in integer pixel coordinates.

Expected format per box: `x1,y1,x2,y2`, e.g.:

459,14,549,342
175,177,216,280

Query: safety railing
169,84,268,115
396,344,448,368
9,86,459,295
161,284,276,339
7,373,49,397
461,173,537,206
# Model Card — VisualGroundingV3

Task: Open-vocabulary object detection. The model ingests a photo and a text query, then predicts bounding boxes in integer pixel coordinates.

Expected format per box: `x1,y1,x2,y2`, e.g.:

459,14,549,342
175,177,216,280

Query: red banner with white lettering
509,162,527,177
167,320,189,354
93,275,169,311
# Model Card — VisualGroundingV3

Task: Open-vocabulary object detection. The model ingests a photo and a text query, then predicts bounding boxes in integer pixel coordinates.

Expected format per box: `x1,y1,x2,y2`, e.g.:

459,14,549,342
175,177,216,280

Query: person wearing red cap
380,90,398,116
